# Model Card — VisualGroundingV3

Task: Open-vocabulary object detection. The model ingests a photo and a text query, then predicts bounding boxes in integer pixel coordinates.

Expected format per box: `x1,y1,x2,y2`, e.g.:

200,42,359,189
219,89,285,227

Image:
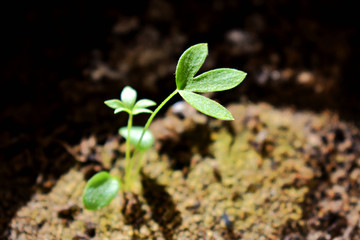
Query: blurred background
1,0,359,235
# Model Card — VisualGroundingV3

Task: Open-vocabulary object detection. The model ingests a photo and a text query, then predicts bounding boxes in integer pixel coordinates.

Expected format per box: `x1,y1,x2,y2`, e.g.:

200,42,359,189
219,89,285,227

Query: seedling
82,43,247,210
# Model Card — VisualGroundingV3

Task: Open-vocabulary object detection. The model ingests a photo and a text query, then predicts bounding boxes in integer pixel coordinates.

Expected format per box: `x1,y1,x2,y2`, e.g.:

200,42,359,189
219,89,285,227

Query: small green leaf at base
82,171,121,210
179,90,234,120
119,126,154,150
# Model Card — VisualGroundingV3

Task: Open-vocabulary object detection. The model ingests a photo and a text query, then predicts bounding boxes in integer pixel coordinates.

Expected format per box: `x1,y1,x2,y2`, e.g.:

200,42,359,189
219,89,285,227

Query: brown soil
8,103,360,239
1,1,360,239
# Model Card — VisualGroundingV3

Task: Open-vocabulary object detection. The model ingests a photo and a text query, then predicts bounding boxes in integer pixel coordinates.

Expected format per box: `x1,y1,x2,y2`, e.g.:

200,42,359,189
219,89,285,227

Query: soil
6,103,360,239
1,1,360,240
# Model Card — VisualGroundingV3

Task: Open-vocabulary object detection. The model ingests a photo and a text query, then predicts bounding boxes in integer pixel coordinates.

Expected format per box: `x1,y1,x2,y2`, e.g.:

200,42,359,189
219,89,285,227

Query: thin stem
123,89,178,192
124,112,133,191
132,89,178,163
133,151,145,181
134,89,178,152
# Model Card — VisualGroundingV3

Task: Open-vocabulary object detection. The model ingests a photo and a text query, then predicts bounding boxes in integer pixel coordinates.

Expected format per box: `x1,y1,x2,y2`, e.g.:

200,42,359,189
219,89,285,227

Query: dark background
1,0,359,236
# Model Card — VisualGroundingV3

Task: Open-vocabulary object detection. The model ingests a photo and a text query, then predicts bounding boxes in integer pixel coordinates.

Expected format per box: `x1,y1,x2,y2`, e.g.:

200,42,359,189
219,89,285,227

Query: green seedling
82,43,247,210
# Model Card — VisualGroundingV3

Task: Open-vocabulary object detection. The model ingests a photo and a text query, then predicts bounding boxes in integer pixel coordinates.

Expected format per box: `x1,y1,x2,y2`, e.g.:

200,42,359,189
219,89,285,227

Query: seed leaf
178,90,234,120
104,99,124,110
176,43,208,90
82,171,121,210
183,68,247,92
119,126,154,150
121,86,137,108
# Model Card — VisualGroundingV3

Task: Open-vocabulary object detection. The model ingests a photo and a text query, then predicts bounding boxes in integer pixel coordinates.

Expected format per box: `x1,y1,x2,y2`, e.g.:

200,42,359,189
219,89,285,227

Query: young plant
82,43,247,210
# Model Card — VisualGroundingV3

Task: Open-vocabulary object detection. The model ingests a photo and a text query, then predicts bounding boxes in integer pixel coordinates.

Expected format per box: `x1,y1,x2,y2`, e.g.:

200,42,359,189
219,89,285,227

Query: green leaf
134,99,156,108
121,86,137,108
132,108,153,115
178,90,234,120
176,43,208,90
183,68,247,92
104,99,124,109
82,171,121,210
114,107,129,114
119,126,154,150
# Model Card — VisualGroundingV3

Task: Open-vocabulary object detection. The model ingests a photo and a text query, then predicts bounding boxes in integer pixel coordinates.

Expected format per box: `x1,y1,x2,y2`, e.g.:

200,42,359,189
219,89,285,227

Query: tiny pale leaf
121,86,137,108
114,107,128,114
132,108,153,115
119,126,154,150
135,99,156,108
104,99,124,110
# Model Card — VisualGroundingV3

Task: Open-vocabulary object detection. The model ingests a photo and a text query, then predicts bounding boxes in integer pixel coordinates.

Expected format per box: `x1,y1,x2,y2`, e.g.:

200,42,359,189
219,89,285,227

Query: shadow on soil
141,172,182,240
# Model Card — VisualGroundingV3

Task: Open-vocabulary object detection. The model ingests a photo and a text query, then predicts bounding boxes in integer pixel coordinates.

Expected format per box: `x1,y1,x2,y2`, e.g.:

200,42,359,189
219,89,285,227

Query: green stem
135,89,178,152
133,151,145,181
124,89,178,192
132,89,178,163
124,112,133,191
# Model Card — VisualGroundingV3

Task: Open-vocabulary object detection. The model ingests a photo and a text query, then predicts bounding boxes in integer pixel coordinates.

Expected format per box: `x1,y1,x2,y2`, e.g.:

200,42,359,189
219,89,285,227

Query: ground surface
1,1,360,239
8,103,360,239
